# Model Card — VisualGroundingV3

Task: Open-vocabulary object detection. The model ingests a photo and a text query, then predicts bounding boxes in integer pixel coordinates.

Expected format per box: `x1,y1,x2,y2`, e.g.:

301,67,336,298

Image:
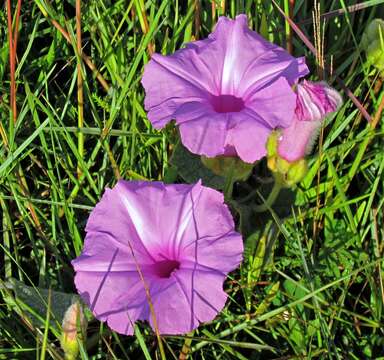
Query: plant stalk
254,180,283,213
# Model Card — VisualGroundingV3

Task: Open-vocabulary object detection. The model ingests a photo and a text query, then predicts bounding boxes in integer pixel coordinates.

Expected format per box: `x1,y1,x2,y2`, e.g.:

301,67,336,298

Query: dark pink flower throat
153,259,180,278
211,94,245,113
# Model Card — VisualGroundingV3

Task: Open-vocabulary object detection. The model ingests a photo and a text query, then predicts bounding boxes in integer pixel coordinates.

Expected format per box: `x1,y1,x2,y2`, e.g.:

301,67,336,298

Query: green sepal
201,155,254,182
266,130,308,188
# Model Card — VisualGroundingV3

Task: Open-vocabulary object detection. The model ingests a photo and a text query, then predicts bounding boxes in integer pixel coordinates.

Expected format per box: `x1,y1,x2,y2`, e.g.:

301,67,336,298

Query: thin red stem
76,0,84,178
298,2,377,26
287,0,294,54
194,0,201,40
6,0,17,123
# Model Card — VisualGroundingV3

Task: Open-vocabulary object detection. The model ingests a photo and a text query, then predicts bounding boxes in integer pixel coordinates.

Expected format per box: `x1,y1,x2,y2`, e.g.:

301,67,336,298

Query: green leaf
134,326,153,360
170,142,225,189
288,317,305,350
244,235,266,313
46,38,56,67
247,235,266,287
9,279,81,330
0,119,50,179
259,12,269,40
255,282,280,316
307,318,320,338
283,279,307,314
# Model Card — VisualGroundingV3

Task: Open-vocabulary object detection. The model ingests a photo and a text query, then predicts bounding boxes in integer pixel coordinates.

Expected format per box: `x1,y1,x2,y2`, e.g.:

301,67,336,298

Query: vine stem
254,180,283,213
223,161,236,201
76,0,84,178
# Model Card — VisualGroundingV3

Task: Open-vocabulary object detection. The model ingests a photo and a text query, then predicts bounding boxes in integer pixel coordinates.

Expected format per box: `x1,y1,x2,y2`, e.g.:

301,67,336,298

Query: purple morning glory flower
72,180,243,335
277,81,342,162
142,14,308,163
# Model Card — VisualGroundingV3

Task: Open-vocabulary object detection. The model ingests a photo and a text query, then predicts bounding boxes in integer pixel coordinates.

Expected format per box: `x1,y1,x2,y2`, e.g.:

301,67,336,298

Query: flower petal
176,268,228,324
74,269,149,335
142,14,308,135
178,112,229,157
84,184,163,263
277,81,342,162
72,181,243,335
182,184,236,239
277,116,321,162
296,80,342,122
106,305,149,335
245,77,297,128
182,231,243,274
229,115,272,163
111,181,205,260
186,15,308,96
72,235,140,272
149,269,227,334
142,53,210,128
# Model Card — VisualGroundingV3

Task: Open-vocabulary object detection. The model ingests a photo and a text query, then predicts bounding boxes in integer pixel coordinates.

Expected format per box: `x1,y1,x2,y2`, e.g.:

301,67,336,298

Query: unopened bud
266,131,308,188
266,80,341,188
361,19,384,73
60,302,87,360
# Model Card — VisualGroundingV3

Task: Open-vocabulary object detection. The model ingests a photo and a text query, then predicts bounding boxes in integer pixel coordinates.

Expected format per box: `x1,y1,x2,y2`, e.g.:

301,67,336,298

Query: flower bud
266,81,341,187
201,155,254,181
361,19,384,73
60,302,87,360
266,130,308,187
278,81,342,162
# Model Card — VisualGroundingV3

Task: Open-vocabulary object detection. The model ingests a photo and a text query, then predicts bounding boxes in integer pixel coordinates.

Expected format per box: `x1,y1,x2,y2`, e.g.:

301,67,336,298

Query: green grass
1,0,384,359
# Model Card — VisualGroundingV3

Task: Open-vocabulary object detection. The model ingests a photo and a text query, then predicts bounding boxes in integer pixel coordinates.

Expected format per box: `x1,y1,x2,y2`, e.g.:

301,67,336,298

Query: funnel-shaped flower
72,180,243,335
142,14,308,163
277,80,342,162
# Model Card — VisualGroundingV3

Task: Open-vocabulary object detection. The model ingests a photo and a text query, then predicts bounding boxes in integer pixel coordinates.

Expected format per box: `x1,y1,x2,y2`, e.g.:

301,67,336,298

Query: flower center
153,259,180,278
211,94,245,113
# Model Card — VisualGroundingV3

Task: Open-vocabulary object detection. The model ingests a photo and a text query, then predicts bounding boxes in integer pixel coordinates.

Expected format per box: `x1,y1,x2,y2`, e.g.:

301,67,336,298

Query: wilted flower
142,14,308,163
72,180,243,335
277,80,342,162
